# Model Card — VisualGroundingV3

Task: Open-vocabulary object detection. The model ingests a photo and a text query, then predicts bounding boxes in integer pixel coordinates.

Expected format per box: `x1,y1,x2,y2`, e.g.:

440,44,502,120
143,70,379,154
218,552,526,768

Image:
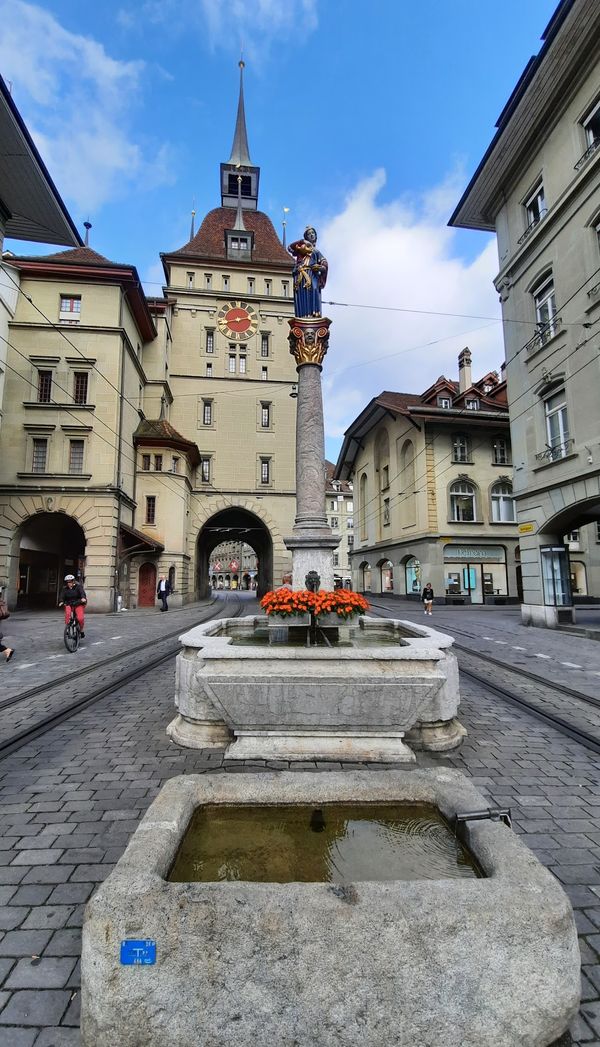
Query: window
282,280,289,297
227,172,251,196
261,367,268,381
222,276,230,291
383,498,390,526
438,396,451,408
452,433,470,463
261,334,269,357
145,496,156,524
333,553,339,567
466,398,479,410
492,437,511,465
331,517,339,529
347,501,353,513
359,473,367,539
206,331,214,354
154,455,163,471
203,400,212,426
525,181,546,229
68,439,84,474
348,535,354,549
347,518,354,529
381,464,389,489
265,279,272,296
229,354,236,373
566,530,580,542
260,458,270,484
583,98,600,149
59,295,81,323
37,370,52,403
187,272,194,289
450,480,476,521
261,403,270,428
200,457,211,483
205,274,212,289
206,363,213,378
534,275,557,337
491,482,515,522
329,500,336,511
544,390,570,458
239,355,247,374
73,372,88,405
247,277,255,294
32,438,47,473
142,454,151,471
596,522,600,543
171,457,180,474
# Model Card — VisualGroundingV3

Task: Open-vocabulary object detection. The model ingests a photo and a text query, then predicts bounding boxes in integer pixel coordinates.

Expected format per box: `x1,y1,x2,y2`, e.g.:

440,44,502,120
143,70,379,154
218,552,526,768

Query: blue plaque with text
120,939,156,965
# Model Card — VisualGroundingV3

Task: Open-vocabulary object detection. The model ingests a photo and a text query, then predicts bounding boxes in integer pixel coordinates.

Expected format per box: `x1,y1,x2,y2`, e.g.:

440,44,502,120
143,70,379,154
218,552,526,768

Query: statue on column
288,226,328,318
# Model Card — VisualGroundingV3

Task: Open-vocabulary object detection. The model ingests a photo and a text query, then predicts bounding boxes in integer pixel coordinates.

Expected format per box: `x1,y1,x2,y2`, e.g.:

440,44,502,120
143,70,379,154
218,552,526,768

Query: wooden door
138,562,157,607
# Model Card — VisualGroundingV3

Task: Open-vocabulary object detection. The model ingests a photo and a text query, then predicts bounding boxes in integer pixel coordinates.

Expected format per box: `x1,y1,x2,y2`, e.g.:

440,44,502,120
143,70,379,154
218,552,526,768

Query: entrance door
138,562,157,608
463,564,483,604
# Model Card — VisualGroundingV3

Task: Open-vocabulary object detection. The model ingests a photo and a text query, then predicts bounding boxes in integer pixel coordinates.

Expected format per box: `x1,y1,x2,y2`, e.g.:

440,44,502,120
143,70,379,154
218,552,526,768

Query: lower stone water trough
81,770,580,1047
167,615,466,761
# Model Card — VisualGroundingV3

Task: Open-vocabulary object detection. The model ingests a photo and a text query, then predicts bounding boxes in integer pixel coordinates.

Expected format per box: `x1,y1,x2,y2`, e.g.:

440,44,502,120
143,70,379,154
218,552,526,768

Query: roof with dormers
164,207,292,267
134,419,200,466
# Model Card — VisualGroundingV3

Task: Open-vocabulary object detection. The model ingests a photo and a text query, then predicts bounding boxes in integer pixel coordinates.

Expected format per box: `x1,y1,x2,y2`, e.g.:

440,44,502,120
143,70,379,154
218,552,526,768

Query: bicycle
63,602,84,653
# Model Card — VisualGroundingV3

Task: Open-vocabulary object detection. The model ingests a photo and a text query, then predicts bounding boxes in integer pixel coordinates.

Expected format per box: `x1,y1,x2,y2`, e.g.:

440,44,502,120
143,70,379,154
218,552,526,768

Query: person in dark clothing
58,574,87,636
157,575,171,611
0,632,14,662
422,582,434,616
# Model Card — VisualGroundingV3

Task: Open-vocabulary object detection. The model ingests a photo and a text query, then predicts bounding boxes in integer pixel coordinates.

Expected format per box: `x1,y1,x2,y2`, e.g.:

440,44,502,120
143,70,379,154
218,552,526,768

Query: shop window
405,557,421,595
450,480,476,521
380,560,394,592
491,482,515,522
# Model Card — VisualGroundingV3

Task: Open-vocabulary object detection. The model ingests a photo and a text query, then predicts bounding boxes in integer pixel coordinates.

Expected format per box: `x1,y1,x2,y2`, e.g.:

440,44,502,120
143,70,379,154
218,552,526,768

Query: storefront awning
119,522,164,554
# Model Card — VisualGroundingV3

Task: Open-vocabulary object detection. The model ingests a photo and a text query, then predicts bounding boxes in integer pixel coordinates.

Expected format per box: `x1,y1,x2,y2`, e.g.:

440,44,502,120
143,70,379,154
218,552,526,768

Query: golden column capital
288,316,331,368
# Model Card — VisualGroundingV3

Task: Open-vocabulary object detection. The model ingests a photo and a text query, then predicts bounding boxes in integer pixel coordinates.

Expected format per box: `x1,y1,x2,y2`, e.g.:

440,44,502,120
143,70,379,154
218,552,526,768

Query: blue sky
1,0,558,459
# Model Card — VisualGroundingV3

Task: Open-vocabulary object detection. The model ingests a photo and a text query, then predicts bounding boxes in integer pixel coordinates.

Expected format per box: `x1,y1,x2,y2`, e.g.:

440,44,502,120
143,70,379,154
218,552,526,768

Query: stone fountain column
284,316,339,590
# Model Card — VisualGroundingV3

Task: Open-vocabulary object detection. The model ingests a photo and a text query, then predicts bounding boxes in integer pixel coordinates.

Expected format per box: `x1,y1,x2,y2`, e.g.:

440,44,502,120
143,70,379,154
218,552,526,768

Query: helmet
64,574,75,582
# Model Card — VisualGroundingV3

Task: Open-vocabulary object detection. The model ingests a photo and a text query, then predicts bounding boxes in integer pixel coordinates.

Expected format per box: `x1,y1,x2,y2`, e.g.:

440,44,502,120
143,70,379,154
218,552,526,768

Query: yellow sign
518,522,536,534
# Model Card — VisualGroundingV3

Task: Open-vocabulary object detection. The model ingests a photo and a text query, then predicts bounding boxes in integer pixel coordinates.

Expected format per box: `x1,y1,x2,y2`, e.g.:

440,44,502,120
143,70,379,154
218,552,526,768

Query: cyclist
58,574,87,637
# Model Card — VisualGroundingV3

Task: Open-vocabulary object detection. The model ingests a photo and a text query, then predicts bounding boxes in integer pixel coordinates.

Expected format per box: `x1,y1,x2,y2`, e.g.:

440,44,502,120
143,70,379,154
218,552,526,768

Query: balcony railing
575,137,600,171
535,438,574,463
517,208,548,245
524,315,562,355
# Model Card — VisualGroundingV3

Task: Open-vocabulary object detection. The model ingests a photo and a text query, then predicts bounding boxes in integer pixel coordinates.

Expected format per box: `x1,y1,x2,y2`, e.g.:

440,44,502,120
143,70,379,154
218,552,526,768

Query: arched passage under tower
13,512,86,609
196,507,273,599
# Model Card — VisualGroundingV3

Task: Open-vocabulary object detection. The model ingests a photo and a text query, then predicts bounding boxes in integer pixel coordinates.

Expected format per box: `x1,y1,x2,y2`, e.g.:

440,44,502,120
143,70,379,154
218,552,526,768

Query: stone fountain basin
167,615,465,762
81,770,580,1047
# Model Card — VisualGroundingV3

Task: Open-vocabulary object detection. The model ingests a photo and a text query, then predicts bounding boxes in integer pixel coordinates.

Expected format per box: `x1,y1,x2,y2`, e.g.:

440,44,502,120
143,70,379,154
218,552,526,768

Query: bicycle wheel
64,620,79,653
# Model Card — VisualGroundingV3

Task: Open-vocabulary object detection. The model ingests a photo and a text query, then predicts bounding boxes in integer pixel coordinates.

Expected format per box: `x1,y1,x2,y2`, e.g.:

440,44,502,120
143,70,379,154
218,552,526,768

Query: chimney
458,348,472,394
500,361,506,381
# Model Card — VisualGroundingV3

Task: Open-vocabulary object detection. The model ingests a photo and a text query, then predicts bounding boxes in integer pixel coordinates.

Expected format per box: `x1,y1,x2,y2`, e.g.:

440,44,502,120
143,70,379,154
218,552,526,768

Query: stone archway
196,507,274,599
15,512,86,609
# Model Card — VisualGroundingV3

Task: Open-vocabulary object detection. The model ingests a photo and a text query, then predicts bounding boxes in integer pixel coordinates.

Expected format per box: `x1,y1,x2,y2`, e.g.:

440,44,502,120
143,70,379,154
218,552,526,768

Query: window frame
524,180,547,229
68,439,85,475
260,402,271,429
206,330,215,354
145,495,156,525
200,457,211,484
450,480,477,522
490,481,516,523
141,454,151,471
452,433,471,464
59,294,81,324
37,369,53,404
202,399,213,426
73,371,88,405
533,275,557,335
544,389,570,458
260,457,271,485
32,437,48,474
492,436,511,466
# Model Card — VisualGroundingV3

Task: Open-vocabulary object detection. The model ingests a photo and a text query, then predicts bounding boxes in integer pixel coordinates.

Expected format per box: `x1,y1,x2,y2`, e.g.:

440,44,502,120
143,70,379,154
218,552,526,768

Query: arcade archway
196,508,273,598
17,512,86,609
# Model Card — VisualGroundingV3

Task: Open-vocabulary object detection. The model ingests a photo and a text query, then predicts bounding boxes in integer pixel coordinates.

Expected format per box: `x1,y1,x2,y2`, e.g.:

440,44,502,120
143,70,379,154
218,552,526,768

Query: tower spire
228,59,251,167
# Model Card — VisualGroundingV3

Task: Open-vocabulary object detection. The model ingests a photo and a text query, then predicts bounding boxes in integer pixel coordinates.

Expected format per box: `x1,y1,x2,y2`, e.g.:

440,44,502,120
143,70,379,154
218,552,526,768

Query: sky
0,0,559,462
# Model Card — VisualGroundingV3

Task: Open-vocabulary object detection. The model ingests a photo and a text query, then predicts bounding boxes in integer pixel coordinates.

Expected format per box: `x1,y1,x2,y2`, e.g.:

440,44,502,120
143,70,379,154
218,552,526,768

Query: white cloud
318,169,503,449
116,0,318,59
0,0,173,213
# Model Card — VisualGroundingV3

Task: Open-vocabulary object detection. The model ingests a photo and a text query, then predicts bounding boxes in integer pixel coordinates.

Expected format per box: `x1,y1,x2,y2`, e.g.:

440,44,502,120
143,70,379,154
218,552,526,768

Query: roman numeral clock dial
216,301,258,340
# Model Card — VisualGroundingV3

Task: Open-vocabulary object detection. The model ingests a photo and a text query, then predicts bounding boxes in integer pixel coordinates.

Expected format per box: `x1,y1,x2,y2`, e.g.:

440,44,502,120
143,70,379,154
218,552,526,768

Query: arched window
359,561,372,591
452,434,471,464
379,559,394,592
168,565,176,590
491,482,516,522
359,473,368,539
399,439,415,490
450,481,476,521
405,557,421,594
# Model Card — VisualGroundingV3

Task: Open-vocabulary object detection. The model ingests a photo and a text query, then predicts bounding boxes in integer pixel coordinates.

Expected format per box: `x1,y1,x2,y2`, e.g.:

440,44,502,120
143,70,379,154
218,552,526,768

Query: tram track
367,599,600,756
0,594,247,761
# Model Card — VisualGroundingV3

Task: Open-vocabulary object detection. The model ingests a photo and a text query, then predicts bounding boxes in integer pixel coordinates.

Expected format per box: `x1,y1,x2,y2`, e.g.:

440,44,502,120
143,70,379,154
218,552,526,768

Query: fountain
166,226,465,762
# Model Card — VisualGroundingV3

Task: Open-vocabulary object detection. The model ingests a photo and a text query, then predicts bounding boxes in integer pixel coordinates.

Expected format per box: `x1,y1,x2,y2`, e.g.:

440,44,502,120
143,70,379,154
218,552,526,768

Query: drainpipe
113,302,126,611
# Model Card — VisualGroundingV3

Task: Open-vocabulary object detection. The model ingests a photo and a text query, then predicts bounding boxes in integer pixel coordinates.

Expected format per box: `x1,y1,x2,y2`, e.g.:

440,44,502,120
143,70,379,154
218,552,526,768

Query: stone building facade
450,0,600,625
325,463,354,588
0,67,299,611
335,351,521,603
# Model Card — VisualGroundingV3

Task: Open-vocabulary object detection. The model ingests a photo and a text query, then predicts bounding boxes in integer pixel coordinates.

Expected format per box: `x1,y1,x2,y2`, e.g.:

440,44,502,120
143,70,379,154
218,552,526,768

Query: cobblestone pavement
0,604,600,1044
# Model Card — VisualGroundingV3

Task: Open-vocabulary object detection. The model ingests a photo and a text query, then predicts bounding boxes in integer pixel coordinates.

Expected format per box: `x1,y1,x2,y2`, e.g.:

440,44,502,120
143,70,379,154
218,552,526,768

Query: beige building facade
336,352,521,604
450,0,600,625
325,463,354,587
0,69,299,611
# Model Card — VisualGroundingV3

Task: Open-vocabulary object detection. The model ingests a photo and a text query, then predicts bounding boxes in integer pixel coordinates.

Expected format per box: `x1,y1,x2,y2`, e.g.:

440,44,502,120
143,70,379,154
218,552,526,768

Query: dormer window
438,396,451,409
483,384,492,394
226,230,253,261
466,398,479,410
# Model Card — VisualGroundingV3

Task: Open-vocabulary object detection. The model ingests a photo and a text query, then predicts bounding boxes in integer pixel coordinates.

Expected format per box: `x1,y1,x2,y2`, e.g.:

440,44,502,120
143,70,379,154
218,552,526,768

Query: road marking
110,636,122,640
561,662,582,668
482,636,494,640
48,654,66,659
512,646,526,651
535,653,551,659
92,641,104,646
15,663,36,669
494,640,508,645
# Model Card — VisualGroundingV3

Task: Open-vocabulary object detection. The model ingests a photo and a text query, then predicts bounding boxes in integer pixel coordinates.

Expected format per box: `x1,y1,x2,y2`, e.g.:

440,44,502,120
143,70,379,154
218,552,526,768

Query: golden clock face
216,300,258,341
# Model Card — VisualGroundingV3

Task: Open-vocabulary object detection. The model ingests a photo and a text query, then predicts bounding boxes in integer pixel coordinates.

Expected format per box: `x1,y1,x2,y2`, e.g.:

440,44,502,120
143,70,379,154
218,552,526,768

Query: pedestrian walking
422,582,434,616
0,592,14,662
157,575,171,612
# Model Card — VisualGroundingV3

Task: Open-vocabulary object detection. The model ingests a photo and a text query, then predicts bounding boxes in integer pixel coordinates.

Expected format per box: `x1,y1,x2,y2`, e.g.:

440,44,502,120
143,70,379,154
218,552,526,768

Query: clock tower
154,64,298,600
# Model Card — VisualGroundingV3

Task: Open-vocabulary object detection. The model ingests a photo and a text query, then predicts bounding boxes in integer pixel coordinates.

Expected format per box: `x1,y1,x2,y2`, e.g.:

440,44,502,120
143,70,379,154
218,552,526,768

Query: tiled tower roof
169,207,291,266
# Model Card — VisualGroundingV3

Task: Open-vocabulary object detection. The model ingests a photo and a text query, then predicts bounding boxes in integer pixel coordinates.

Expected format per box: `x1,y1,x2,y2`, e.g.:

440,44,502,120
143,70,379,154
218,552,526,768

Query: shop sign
444,545,505,562
518,522,536,535
229,559,239,571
